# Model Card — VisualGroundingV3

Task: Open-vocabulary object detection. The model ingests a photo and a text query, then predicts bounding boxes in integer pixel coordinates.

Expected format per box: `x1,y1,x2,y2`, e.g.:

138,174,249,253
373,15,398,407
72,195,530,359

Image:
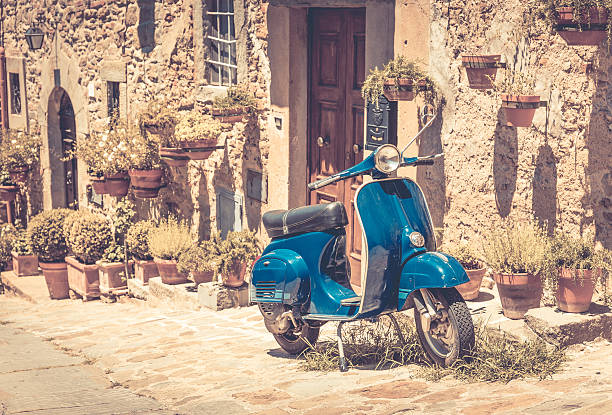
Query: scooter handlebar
308,175,339,191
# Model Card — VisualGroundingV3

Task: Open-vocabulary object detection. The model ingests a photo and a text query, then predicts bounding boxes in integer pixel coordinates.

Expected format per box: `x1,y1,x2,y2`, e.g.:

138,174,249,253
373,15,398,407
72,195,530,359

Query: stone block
148,277,200,310
524,304,612,347
127,278,149,301
198,282,249,311
100,60,126,82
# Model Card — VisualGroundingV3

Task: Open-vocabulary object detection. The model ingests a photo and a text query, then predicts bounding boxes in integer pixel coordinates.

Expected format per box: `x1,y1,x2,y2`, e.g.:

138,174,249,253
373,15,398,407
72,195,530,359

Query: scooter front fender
397,252,468,311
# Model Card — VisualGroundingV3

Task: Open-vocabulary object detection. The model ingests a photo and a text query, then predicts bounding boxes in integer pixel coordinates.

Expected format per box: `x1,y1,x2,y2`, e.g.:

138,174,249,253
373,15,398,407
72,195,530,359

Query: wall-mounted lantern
25,27,45,51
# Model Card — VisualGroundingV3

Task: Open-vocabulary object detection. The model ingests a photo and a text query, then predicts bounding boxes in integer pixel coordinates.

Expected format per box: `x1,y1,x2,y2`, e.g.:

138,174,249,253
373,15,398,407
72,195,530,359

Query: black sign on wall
365,95,398,151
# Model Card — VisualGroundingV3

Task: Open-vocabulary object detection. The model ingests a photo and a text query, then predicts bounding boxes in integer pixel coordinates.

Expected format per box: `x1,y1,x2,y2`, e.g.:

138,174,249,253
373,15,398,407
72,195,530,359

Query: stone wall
422,0,612,248
2,0,272,239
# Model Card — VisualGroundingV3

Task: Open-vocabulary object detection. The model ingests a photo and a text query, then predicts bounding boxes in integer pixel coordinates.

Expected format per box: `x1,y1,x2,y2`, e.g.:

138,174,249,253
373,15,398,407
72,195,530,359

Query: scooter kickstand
387,314,406,347
337,322,348,372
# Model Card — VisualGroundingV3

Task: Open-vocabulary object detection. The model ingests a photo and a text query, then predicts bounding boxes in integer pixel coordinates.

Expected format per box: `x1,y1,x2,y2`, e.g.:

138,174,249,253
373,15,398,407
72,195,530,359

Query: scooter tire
273,324,320,355
414,287,475,367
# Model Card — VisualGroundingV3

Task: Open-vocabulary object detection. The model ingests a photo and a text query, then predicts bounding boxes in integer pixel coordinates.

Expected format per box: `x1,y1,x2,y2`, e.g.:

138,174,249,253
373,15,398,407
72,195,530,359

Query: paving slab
0,271,50,304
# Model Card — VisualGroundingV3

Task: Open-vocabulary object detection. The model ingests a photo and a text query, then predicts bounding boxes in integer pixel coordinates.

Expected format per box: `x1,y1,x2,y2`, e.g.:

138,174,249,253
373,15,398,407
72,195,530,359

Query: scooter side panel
397,252,469,310
250,249,310,305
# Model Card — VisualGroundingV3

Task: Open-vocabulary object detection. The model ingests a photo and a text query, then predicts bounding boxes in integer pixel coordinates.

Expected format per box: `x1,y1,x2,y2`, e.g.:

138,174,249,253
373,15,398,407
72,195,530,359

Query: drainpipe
0,46,7,131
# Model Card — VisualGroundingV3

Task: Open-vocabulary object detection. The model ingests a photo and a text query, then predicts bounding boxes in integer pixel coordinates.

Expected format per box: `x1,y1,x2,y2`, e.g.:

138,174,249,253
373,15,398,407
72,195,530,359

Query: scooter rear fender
250,249,310,305
397,252,468,311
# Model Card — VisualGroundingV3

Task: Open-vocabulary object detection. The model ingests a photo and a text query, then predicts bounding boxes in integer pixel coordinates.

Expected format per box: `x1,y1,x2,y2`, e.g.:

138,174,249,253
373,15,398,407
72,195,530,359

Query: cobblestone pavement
1,295,611,415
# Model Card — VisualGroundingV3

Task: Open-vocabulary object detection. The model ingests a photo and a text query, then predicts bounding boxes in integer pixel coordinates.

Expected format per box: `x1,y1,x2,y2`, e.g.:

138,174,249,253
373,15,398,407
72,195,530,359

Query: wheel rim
421,305,457,359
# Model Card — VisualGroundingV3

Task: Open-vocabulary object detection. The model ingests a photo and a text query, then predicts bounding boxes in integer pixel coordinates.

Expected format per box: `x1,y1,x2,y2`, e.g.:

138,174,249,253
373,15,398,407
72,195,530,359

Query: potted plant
11,230,39,277
539,1,611,46
211,83,258,123
361,56,436,108
174,110,225,161
0,167,18,202
218,230,260,288
545,231,612,312
495,68,541,128
27,209,73,299
0,129,41,183
177,235,222,285
128,128,165,198
442,243,486,300
97,242,133,294
137,101,187,168
461,55,503,90
148,218,193,285
65,211,113,300
126,220,158,284
482,220,550,319
0,223,17,272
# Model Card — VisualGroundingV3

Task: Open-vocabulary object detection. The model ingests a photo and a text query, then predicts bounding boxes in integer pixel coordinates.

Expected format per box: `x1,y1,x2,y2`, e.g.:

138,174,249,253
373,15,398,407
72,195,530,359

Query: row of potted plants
444,221,612,319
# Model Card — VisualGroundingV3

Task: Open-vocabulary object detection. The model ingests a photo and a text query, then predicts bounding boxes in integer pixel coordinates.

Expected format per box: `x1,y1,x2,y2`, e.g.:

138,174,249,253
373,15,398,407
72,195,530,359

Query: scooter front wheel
414,287,475,367
273,323,320,355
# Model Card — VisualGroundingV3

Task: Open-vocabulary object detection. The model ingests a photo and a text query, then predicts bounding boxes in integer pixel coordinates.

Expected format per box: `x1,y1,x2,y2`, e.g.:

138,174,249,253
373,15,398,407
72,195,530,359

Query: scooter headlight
374,144,401,174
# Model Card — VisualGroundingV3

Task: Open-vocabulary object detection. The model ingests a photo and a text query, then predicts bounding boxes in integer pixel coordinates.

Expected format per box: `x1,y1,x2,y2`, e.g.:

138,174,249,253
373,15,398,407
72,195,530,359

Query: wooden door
59,90,78,209
308,8,365,287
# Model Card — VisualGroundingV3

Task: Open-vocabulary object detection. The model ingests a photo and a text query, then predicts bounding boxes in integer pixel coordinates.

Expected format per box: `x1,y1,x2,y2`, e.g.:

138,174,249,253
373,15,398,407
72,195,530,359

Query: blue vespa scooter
250,116,475,370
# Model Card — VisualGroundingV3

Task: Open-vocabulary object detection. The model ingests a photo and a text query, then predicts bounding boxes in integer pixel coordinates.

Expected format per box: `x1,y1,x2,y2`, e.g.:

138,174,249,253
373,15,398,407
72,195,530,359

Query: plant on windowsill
536,0,611,46
11,229,39,277
211,83,259,123
0,167,19,202
361,56,437,108
217,230,260,288
173,110,225,161
481,219,551,319
493,67,541,128
0,129,41,184
544,231,612,313
441,242,486,301
126,220,158,284
128,126,165,199
177,234,223,285
64,210,113,300
148,218,194,285
27,208,73,299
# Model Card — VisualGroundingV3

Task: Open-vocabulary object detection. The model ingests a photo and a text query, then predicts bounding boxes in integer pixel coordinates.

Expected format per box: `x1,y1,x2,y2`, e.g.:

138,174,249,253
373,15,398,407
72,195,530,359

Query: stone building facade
1,0,611,269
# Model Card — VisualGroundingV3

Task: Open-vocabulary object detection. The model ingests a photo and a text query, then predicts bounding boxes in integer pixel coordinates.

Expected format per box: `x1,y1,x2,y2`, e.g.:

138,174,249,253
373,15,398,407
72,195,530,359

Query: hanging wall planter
555,7,609,46
462,55,503,90
159,147,189,168
128,169,164,199
0,185,19,202
179,138,224,161
382,78,426,101
105,171,130,198
8,165,30,183
212,107,249,124
501,94,541,127
90,175,108,195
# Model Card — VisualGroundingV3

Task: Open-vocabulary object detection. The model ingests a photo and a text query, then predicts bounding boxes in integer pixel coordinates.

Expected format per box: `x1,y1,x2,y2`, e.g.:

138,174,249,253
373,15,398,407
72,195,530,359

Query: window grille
9,73,21,114
207,0,237,86
107,81,120,118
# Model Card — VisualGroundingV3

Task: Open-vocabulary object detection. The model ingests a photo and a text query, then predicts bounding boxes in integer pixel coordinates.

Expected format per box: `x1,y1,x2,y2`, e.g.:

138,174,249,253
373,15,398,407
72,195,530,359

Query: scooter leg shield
397,252,469,311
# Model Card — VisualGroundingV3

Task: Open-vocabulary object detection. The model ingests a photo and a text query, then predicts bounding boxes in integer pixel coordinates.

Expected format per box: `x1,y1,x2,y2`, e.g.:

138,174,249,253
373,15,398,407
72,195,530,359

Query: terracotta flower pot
212,107,248,123
8,165,30,183
154,258,189,285
501,94,540,127
105,172,130,197
383,78,417,101
223,261,248,288
192,270,215,284
11,252,39,277
90,175,108,195
0,185,18,202
134,259,158,284
128,169,163,199
98,261,133,293
160,147,189,168
556,7,608,46
462,55,501,90
40,262,70,300
494,273,542,319
555,268,596,313
456,268,486,301
179,138,222,161
66,256,100,300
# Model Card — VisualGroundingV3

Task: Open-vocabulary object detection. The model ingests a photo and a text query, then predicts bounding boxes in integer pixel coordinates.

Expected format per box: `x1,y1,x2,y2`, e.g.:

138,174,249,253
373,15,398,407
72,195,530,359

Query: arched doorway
47,88,78,209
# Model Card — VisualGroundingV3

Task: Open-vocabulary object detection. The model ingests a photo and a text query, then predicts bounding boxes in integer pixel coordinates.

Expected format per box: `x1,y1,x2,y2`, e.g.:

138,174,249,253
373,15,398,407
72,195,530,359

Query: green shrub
12,229,34,256
0,224,18,270
27,208,73,263
101,242,126,264
148,218,194,261
481,219,550,275
177,234,223,274
213,83,257,111
126,220,156,260
218,230,260,275
441,242,482,270
66,211,113,265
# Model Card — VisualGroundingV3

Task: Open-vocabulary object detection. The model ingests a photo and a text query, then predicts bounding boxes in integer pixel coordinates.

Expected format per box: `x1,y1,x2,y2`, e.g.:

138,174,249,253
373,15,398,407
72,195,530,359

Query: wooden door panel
318,36,340,88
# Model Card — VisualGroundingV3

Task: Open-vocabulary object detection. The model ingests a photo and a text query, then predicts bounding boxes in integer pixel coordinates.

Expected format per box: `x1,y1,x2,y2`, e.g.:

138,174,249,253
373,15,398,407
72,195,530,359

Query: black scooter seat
262,202,348,239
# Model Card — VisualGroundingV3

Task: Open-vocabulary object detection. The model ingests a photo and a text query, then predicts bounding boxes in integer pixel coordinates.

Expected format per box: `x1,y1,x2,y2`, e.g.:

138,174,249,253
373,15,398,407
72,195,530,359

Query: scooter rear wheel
414,287,475,367
273,323,320,355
